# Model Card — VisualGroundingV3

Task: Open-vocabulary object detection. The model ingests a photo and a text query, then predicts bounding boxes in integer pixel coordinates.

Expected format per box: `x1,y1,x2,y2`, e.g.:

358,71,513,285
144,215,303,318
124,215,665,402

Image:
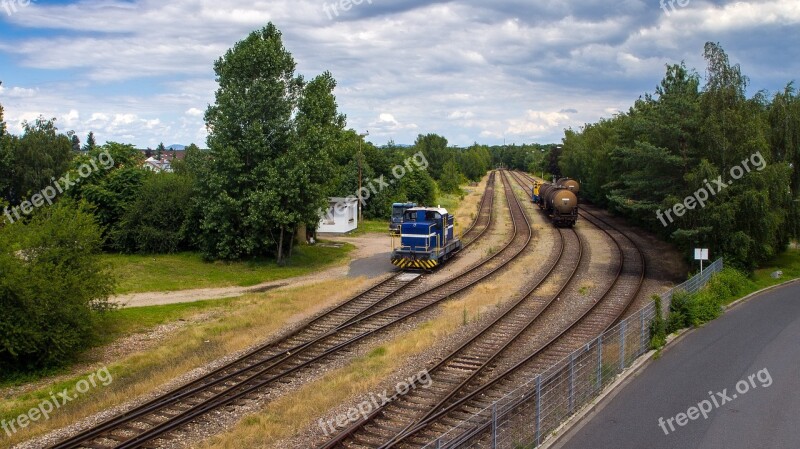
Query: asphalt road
348,251,396,278
556,281,800,449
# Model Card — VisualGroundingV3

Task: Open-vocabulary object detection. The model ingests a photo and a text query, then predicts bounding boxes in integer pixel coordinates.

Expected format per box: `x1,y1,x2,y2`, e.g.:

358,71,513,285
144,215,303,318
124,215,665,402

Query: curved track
460,171,495,246
48,171,526,449
320,173,585,449
382,171,646,448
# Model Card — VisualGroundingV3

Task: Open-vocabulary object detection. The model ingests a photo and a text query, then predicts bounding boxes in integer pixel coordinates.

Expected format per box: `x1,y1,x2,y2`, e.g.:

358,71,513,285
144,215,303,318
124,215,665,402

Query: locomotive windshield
392,206,405,223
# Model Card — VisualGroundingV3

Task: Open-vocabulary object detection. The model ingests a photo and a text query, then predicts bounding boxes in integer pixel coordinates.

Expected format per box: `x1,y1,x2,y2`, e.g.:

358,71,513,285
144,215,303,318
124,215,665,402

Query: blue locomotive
389,202,417,234
391,207,462,270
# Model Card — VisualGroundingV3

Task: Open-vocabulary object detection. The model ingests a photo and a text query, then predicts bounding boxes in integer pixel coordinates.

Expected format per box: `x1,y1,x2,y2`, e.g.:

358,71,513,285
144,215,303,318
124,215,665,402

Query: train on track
389,202,417,234
391,206,462,270
533,177,580,227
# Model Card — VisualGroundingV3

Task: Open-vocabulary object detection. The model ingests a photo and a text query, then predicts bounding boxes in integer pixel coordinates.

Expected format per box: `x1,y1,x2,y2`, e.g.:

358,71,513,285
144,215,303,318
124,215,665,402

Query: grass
94,299,240,345
0,299,238,388
749,245,800,293
346,219,390,236
102,243,354,294
436,190,464,212
0,277,372,447
197,276,516,449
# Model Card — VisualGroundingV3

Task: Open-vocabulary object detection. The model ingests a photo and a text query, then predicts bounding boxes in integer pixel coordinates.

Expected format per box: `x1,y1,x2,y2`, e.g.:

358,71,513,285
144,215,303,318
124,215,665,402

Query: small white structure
318,197,358,234
143,157,173,173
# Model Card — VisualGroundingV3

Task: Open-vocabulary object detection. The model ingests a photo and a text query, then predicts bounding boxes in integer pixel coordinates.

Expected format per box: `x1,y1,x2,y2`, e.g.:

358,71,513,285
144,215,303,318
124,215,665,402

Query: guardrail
422,258,724,449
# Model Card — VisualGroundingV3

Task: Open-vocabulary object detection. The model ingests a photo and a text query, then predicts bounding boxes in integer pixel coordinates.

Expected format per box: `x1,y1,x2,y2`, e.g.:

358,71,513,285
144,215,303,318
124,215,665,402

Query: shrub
665,268,752,334
112,173,194,254
649,295,667,349
0,202,115,374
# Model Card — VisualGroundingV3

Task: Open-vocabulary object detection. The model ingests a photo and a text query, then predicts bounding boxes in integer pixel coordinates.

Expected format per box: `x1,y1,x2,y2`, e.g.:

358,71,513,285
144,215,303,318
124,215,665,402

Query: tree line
558,43,799,269
0,23,493,374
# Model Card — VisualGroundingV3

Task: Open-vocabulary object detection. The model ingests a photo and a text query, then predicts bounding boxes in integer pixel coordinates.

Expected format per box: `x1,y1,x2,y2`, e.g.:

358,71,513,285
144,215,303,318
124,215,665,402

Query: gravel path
112,234,391,308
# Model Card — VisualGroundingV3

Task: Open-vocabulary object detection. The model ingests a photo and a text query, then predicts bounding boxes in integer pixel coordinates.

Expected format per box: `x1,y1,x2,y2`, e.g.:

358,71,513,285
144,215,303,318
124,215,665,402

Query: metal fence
422,258,724,449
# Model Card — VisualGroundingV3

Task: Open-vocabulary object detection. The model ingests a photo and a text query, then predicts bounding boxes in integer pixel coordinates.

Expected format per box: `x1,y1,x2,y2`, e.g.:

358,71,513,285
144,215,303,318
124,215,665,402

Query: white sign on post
695,248,709,273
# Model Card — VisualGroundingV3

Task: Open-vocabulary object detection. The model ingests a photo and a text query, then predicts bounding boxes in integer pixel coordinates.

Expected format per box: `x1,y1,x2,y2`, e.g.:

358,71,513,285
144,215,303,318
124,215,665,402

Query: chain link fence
422,258,724,449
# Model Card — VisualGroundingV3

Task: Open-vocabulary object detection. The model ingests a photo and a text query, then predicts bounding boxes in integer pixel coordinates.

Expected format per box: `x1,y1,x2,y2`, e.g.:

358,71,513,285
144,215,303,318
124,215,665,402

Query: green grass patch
665,247,800,334
0,366,121,427
102,243,354,294
347,219,390,236
95,298,239,344
436,191,464,212
750,246,800,292
0,298,237,387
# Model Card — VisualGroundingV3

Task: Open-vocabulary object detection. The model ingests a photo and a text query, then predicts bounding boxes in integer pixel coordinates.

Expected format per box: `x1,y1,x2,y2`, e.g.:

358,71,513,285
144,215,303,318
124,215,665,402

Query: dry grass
199,254,528,449
454,173,490,238
3,278,371,447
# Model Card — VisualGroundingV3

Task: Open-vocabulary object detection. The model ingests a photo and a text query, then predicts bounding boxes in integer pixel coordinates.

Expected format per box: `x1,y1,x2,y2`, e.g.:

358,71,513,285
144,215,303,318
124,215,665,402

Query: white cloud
62,109,80,127
0,0,795,146
507,110,571,136
185,107,204,117
0,86,38,98
448,111,475,120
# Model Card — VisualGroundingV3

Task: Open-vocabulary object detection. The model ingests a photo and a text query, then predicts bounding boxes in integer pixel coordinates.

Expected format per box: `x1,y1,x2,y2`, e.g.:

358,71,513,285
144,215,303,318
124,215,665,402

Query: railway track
48,171,529,449
379,171,646,448
460,171,495,246
320,173,586,449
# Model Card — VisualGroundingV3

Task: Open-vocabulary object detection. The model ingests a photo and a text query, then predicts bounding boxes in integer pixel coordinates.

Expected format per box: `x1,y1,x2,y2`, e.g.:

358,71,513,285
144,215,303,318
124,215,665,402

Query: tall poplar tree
199,23,341,262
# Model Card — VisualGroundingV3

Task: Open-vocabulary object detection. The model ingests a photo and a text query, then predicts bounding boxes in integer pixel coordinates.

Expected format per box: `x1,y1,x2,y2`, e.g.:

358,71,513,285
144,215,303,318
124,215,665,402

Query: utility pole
358,130,369,224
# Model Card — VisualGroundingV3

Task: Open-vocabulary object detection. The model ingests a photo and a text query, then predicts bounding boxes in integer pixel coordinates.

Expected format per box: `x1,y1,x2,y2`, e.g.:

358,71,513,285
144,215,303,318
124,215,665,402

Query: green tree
68,143,146,244
439,159,463,194
199,23,342,263
70,132,81,152
82,131,97,152
399,167,436,206
156,142,166,160
113,173,193,254
558,43,796,268
0,102,13,204
414,133,450,179
0,201,114,373
8,117,73,205
768,83,800,243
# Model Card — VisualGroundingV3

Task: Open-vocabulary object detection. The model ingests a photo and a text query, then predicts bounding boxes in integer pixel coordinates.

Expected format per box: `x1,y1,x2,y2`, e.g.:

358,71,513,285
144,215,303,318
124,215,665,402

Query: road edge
540,276,800,449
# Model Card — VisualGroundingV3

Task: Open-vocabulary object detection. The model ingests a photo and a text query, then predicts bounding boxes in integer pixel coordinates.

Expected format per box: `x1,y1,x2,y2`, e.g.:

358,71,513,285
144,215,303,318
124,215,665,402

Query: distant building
318,197,358,234
142,157,173,173
138,149,187,161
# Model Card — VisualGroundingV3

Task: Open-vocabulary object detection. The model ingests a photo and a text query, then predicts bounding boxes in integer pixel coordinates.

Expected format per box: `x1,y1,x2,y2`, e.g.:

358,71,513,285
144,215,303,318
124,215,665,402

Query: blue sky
0,0,798,148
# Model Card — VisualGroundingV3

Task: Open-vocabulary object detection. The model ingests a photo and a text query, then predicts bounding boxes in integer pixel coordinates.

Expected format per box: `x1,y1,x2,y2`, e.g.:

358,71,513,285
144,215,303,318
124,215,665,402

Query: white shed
318,197,358,234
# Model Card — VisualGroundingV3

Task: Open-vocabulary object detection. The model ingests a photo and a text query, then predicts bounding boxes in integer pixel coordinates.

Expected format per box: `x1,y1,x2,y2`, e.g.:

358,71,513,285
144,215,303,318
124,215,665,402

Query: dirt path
113,234,392,308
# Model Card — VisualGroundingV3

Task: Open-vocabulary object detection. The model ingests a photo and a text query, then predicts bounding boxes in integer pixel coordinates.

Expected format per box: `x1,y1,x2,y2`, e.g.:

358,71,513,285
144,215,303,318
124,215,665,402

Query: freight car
556,177,580,194
391,207,462,270
537,181,579,227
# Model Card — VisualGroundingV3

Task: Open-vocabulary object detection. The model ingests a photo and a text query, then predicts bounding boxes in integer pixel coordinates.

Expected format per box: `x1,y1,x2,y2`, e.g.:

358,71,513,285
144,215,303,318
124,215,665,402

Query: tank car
537,183,578,227
391,207,462,270
556,177,580,194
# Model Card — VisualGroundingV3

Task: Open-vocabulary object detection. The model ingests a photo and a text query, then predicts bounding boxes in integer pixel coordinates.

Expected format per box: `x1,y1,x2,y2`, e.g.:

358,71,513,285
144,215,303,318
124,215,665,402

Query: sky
0,0,798,148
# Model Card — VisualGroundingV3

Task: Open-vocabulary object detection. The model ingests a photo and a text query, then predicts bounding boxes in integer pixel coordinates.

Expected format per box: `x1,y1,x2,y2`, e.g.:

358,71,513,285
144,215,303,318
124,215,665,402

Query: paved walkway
555,281,800,449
